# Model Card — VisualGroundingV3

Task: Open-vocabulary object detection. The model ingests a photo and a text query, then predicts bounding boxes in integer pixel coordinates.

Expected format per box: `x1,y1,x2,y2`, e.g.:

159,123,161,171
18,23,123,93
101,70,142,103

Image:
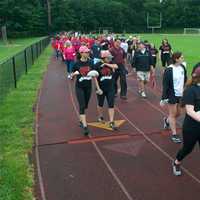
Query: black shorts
168,96,182,104
97,89,115,108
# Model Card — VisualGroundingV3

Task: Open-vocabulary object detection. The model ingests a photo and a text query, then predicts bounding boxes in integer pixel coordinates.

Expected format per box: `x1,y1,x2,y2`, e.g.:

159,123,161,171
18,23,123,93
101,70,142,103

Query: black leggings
176,128,200,162
97,89,115,108
75,85,92,114
161,54,171,67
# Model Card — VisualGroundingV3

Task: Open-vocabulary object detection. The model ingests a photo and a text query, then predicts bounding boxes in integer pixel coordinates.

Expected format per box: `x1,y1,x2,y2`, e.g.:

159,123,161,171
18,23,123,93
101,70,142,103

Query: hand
160,99,168,107
151,67,155,77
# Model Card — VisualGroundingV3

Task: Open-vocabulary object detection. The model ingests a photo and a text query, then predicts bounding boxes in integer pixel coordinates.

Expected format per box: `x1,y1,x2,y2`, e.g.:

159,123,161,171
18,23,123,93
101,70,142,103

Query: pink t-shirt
63,46,76,61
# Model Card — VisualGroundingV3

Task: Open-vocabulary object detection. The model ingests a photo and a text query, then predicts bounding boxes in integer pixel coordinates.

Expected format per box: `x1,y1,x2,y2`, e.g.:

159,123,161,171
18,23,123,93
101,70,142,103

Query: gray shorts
136,71,150,82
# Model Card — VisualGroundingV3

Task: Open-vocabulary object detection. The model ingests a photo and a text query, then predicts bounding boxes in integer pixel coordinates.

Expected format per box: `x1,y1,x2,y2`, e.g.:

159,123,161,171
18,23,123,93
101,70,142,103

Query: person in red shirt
51,36,60,59
110,39,128,99
63,40,76,79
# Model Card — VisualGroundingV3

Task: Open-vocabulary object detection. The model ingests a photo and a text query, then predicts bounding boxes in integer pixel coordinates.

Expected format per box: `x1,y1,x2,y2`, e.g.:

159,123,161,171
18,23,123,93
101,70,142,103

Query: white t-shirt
120,42,128,53
171,65,185,97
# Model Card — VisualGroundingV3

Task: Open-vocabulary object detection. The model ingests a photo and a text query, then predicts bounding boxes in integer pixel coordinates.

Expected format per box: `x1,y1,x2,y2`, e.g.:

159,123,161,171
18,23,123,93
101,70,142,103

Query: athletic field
128,34,200,74
0,37,44,63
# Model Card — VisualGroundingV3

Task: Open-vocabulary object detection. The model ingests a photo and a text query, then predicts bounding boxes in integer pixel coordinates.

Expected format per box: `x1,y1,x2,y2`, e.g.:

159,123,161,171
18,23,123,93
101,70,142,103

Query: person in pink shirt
52,35,60,59
63,40,76,79
71,36,81,53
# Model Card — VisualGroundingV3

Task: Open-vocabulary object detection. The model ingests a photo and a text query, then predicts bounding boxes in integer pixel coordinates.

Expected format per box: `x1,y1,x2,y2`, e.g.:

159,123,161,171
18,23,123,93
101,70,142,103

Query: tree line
0,0,200,36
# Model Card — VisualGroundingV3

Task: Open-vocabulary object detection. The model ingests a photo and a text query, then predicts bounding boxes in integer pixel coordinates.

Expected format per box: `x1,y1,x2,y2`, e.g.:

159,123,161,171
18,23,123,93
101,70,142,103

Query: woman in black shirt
159,39,172,68
173,63,200,176
71,46,94,136
94,50,118,130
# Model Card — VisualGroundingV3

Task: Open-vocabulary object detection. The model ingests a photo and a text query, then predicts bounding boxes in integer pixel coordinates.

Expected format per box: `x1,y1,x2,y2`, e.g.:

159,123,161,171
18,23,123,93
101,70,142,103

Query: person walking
71,46,95,136
172,63,200,176
110,39,128,100
160,52,187,143
132,41,154,98
159,39,172,68
63,40,76,79
94,50,118,130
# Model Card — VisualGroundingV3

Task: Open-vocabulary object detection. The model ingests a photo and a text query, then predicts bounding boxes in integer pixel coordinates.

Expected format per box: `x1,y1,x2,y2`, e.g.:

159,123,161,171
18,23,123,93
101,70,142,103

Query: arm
161,69,170,100
185,105,200,122
103,63,118,69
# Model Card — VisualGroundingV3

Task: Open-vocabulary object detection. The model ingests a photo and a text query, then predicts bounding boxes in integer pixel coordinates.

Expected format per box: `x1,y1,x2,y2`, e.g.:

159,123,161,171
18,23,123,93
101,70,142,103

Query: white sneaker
67,74,71,79
141,91,147,98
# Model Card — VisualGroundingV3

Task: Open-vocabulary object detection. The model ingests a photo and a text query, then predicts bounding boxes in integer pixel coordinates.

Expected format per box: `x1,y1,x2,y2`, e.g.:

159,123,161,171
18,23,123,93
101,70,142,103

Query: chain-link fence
0,37,50,103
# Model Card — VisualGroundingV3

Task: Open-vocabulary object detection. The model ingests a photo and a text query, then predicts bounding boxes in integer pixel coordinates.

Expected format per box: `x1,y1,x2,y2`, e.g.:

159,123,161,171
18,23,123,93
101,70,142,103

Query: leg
168,103,182,143
119,66,127,97
93,77,103,95
75,86,87,127
106,90,115,122
168,103,178,135
176,129,198,163
97,93,105,121
113,71,120,96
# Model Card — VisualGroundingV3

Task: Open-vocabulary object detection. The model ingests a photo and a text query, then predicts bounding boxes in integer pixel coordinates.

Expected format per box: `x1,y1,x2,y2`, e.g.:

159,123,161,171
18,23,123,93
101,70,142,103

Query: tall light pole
46,0,52,27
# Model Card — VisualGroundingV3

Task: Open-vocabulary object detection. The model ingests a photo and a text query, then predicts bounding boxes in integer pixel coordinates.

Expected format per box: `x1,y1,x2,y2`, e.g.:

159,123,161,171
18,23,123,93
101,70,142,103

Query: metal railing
0,37,50,103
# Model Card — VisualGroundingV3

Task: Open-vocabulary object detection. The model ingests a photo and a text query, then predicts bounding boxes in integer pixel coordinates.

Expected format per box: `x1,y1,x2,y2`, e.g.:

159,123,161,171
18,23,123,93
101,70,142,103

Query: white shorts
137,71,150,82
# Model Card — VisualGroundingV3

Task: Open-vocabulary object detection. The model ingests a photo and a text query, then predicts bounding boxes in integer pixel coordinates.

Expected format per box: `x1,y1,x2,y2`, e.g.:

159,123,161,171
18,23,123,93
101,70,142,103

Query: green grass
125,34,200,74
0,37,45,63
0,46,52,200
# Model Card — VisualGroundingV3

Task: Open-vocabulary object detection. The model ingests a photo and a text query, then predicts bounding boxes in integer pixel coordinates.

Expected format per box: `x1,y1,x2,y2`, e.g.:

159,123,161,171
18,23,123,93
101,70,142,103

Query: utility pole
46,0,52,27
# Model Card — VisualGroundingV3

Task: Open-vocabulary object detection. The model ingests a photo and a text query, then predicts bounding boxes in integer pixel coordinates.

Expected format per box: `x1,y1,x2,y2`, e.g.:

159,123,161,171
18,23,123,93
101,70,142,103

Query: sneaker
138,89,142,94
67,74,71,79
79,121,83,128
172,162,182,176
82,126,90,136
171,135,182,143
98,116,105,123
109,121,118,130
141,91,147,98
163,117,170,129
120,96,127,100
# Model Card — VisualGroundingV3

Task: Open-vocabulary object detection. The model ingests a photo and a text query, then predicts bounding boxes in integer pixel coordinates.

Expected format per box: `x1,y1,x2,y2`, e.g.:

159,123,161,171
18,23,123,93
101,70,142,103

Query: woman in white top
160,52,187,143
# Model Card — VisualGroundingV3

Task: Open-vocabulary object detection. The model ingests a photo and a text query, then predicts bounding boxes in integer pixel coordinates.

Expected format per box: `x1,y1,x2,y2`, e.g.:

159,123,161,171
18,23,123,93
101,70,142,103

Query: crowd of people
51,32,200,176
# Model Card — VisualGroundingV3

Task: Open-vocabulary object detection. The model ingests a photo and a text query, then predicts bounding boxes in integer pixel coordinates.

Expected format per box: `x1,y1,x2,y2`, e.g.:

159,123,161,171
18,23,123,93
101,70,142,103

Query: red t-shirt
63,46,76,61
110,47,125,64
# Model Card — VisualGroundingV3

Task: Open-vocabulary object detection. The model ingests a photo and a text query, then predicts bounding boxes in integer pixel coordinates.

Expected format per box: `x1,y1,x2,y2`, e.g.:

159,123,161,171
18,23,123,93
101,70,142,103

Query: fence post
24,49,28,74
31,45,34,64
36,43,39,58
40,40,42,53
12,57,17,88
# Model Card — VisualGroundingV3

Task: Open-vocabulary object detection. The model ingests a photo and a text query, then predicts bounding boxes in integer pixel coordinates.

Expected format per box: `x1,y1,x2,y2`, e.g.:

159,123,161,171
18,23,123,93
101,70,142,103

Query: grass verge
0,46,52,200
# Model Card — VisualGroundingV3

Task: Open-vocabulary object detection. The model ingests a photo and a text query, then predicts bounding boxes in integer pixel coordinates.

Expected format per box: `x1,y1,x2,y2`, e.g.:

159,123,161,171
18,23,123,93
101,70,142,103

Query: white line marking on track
35,72,48,200
67,80,136,200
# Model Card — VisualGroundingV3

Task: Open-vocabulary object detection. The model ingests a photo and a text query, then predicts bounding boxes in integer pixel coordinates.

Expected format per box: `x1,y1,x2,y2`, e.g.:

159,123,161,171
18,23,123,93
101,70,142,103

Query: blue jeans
65,60,75,73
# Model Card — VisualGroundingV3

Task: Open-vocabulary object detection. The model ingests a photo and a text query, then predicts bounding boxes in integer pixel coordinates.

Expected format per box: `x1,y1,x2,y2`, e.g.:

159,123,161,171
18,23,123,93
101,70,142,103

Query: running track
34,57,200,200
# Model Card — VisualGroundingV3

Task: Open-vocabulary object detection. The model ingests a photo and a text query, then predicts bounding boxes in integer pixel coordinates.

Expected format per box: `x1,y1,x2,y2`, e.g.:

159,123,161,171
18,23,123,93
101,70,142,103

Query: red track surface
35,57,200,200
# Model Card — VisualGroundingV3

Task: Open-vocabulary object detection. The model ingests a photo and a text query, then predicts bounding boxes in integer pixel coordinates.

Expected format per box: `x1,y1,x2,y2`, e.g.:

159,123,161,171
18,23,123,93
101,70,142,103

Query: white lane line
35,71,48,200
67,80,135,200
115,100,200,185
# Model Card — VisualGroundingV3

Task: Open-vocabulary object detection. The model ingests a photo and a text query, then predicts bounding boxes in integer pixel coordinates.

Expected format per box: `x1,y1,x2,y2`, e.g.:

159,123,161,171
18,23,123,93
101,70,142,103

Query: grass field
128,34,200,74
0,46,52,200
0,37,44,63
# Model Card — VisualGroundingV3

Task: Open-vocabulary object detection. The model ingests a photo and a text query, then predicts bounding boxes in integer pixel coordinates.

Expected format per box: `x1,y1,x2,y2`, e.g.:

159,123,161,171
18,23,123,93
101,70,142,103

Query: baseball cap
101,50,113,58
79,46,90,53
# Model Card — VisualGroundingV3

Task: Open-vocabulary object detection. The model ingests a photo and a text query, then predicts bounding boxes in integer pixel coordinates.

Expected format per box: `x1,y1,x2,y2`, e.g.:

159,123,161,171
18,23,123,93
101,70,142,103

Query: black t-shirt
73,59,93,88
159,44,171,55
94,61,115,91
182,85,200,130
150,47,158,57
91,44,101,58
